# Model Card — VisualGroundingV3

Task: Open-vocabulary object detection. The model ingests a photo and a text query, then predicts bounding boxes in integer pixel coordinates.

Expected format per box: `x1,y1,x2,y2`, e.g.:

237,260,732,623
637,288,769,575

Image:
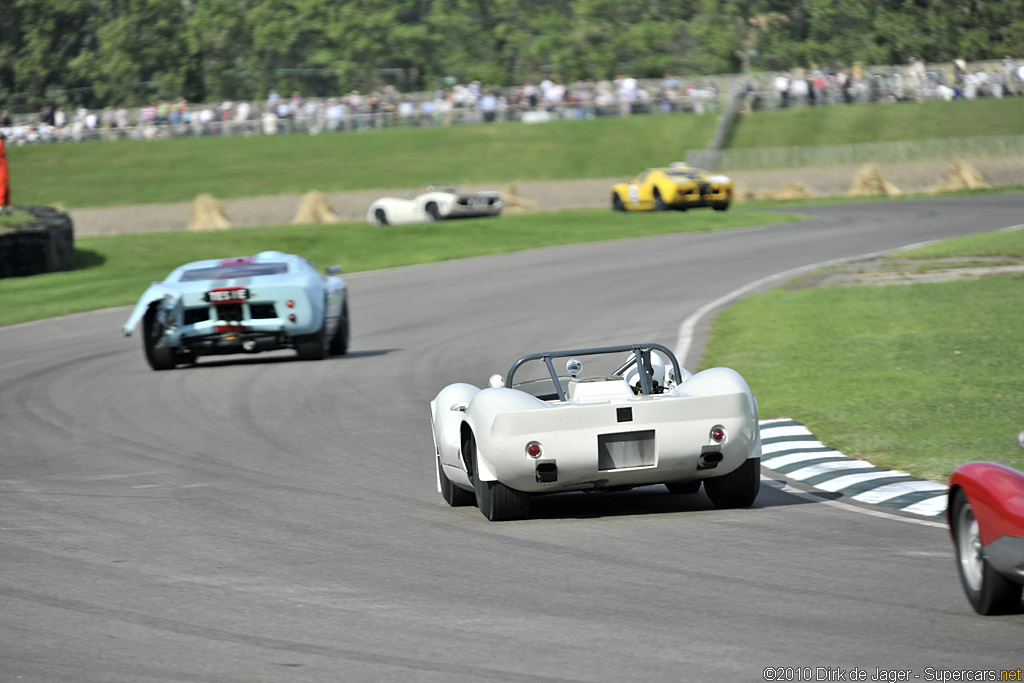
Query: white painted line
760,449,843,468
901,495,948,517
762,439,829,455
787,458,878,481
816,470,911,492
852,480,948,504
760,424,814,439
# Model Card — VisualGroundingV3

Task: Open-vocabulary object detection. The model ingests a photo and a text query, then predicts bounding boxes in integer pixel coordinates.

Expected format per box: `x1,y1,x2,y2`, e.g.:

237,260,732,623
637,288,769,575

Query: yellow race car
611,164,733,212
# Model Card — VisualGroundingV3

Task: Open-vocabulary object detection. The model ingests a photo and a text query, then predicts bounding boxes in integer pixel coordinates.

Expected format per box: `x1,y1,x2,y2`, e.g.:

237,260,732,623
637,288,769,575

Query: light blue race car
123,251,349,370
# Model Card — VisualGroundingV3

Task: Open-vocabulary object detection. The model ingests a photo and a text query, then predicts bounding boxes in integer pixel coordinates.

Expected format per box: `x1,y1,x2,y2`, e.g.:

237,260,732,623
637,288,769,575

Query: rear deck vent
215,303,244,322
616,407,632,423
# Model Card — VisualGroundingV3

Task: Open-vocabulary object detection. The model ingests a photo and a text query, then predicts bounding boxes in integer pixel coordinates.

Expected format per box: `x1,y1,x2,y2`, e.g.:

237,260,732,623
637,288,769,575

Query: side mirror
488,374,505,388
326,265,342,275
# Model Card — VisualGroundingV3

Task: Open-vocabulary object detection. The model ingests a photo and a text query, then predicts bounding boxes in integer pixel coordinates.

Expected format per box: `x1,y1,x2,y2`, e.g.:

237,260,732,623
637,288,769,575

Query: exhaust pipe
242,340,257,352
697,451,723,471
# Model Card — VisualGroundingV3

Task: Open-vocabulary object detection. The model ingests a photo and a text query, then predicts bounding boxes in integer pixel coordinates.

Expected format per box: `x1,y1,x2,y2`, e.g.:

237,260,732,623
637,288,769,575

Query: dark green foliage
2,0,1022,109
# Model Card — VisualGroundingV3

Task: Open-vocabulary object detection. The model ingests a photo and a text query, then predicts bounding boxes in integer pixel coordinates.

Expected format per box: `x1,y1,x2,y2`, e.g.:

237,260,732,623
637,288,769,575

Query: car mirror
488,374,504,388
326,265,342,275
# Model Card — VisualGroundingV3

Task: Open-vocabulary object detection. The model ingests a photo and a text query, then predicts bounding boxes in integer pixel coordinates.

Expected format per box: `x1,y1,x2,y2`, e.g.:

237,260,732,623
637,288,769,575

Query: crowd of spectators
1,56,1021,145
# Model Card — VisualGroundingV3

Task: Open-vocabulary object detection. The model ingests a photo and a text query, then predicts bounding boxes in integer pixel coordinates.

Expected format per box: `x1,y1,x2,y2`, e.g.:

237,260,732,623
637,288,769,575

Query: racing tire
951,488,1023,614
465,430,531,521
713,201,730,212
374,208,388,225
665,480,702,495
612,193,625,212
295,325,327,361
438,456,475,507
142,307,176,371
653,189,667,211
330,299,350,355
704,457,760,509
425,202,441,222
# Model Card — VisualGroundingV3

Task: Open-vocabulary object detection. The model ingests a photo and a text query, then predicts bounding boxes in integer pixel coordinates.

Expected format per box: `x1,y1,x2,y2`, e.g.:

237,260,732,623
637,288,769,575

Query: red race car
947,431,1024,615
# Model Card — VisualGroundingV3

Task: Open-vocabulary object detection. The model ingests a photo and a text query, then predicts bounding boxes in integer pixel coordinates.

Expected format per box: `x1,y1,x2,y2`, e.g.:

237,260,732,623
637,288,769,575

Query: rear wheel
374,208,388,225
465,430,531,521
665,480,702,495
952,488,1023,614
295,325,327,360
704,457,760,508
142,307,176,371
425,202,441,221
330,299,350,355
713,201,730,212
438,456,475,507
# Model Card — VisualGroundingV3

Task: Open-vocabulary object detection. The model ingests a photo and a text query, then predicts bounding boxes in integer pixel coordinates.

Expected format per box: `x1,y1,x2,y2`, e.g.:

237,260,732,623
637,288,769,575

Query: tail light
710,426,726,443
526,441,542,458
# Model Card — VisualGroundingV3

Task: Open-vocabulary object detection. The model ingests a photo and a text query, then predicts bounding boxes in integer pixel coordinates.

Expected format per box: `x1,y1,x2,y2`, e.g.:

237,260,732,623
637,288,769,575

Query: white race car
367,186,505,226
430,343,761,521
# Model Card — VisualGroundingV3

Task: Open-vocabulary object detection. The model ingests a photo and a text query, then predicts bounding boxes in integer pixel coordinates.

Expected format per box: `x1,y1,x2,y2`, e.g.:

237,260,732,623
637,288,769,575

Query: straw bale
186,193,231,231
931,159,990,193
502,183,538,214
291,191,342,224
848,164,902,197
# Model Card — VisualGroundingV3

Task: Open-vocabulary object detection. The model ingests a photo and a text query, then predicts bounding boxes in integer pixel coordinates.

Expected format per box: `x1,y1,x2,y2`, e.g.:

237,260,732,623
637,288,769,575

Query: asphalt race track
2,195,1022,682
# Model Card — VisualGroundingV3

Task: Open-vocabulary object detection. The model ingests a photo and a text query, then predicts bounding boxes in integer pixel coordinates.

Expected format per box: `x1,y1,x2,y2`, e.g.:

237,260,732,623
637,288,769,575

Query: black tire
295,325,327,360
951,488,1023,615
704,457,760,508
438,456,475,507
329,299,350,355
465,430,531,521
665,480,702,495
374,208,388,225
142,307,176,371
425,202,441,221
612,193,625,211
713,201,730,212
653,189,667,211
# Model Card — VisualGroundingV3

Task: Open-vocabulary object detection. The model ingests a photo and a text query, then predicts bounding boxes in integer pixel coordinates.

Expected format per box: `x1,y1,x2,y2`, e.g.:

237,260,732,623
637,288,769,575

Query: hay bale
502,182,537,214
732,186,757,202
187,193,231,231
291,191,341,224
931,159,990,193
848,164,902,197
758,182,814,201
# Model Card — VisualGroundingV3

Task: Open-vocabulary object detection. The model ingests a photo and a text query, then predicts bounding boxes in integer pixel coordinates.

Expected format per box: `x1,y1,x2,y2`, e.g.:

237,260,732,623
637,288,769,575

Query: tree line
2,0,1021,111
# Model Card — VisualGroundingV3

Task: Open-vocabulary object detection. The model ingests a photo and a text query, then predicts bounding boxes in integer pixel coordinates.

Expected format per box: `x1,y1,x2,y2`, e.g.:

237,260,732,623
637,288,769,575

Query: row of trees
2,0,1022,110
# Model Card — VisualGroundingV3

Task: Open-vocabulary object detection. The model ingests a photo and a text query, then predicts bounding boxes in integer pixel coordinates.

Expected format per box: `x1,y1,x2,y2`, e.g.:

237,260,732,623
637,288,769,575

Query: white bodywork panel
367,190,505,226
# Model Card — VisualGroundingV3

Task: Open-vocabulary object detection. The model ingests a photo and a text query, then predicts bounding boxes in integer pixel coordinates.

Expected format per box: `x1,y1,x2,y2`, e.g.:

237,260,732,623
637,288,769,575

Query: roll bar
505,343,683,402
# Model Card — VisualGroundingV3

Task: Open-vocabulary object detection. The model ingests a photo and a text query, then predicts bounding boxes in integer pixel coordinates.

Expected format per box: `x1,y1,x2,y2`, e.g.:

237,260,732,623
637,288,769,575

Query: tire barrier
0,206,75,278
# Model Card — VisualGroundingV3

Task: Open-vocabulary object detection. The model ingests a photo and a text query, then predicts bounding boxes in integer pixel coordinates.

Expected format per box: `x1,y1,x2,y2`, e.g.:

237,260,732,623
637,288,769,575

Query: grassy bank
701,228,1024,480
0,207,800,328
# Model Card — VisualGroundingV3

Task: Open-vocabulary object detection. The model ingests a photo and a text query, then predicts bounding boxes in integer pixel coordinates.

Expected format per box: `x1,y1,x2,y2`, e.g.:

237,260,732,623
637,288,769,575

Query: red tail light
526,442,542,457
710,426,725,442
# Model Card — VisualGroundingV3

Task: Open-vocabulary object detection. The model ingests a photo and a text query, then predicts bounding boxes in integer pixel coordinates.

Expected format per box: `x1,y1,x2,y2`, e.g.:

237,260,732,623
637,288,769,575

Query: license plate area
206,287,249,303
598,430,655,470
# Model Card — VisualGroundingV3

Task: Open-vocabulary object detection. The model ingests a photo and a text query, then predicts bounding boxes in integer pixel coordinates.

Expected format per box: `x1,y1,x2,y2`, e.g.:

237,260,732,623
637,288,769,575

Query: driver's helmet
624,351,667,392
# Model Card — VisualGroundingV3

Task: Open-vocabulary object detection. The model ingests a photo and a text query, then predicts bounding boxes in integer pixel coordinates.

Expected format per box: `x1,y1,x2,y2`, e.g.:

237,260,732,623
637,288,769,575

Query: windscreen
178,262,289,282
509,351,642,400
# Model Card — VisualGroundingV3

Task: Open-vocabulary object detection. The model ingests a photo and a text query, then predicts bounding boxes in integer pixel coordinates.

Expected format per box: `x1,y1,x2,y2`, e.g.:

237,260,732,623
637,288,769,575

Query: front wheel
704,457,760,508
465,430,531,521
142,307,176,371
653,189,667,211
611,193,625,211
425,202,441,221
374,208,389,225
952,488,1023,614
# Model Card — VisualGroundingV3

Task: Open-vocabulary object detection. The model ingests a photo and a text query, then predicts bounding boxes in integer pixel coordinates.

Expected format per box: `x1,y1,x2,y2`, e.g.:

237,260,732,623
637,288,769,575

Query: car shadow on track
523,477,834,520
179,348,399,369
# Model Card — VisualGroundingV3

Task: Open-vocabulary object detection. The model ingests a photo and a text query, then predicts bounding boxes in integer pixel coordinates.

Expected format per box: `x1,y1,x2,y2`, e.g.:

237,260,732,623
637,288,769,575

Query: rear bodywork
611,165,733,212
123,251,346,362
432,343,760,497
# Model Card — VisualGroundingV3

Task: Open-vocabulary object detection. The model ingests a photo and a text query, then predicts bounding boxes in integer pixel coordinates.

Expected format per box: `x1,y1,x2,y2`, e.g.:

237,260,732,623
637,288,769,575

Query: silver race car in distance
431,343,761,521
367,186,505,226
123,251,349,370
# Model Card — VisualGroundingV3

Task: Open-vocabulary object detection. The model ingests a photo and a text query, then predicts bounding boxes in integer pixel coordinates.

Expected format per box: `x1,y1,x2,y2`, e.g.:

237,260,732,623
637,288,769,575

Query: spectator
480,90,498,122
0,133,10,215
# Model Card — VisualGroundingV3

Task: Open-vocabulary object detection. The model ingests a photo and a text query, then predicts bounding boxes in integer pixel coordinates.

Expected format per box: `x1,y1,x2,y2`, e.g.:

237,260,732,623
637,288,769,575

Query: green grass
729,97,1024,149
0,207,801,327
6,115,719,209
702,228,1024,481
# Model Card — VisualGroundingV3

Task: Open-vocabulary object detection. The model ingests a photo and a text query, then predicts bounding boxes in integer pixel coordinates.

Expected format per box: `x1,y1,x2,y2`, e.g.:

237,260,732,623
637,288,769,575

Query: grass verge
0,207,801,328
701,228,1024,481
